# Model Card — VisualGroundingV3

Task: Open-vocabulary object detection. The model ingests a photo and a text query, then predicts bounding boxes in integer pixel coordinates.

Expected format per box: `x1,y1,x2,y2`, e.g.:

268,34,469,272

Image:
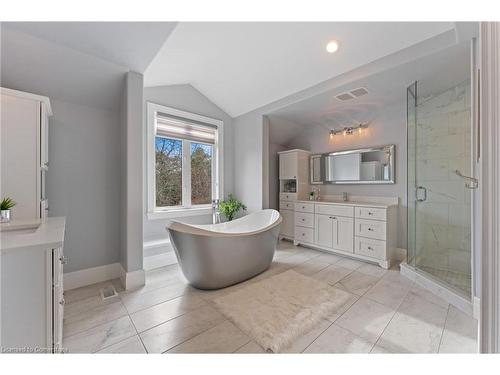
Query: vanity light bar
329,123,369,138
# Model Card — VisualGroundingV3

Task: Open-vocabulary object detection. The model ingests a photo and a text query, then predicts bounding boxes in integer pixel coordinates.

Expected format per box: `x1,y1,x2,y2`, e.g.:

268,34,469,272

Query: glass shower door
407,82,417,266
407,78,473,298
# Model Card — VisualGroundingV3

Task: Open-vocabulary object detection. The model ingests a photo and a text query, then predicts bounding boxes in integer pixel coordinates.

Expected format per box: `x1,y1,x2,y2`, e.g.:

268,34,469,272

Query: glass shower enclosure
406,43,476,298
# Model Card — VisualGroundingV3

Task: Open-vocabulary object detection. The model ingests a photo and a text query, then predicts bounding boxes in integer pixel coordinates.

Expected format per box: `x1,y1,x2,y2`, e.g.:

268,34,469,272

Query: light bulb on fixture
358,127,362,134
326,40,339,54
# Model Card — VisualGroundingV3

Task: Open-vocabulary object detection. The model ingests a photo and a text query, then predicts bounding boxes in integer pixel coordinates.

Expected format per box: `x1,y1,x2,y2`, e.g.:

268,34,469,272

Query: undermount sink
0,223,40,234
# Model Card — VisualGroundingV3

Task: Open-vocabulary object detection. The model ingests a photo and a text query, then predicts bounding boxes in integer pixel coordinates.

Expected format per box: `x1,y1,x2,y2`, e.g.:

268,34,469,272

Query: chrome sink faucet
212,199,221,224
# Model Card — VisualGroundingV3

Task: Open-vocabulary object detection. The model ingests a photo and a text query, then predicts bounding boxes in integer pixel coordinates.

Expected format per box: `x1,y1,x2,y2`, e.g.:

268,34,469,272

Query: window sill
147,206,212,220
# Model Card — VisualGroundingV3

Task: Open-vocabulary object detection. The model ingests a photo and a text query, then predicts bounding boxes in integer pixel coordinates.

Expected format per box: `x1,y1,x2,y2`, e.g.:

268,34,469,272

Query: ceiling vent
335,87,369,102
350,87,369,98
335,92,355,101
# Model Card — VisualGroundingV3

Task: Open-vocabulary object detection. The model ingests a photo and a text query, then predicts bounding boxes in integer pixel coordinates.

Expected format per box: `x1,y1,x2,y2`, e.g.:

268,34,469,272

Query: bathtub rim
166,209,282,238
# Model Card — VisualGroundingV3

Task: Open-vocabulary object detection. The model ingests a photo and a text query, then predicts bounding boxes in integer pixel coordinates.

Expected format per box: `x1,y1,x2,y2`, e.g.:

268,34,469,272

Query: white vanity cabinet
0,218,66,353
293,201,397,269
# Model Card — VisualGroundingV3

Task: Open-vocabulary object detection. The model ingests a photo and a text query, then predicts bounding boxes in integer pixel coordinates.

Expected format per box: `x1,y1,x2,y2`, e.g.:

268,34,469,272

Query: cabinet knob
368,228,374,231
59,299,66,306
59,256,68,265
301,218,305,221
368,212,373,215
368,246,373,250
329,216,337,220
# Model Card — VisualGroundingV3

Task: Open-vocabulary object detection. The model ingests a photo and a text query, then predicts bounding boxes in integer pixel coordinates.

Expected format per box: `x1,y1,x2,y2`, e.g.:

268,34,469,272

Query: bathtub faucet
212,199,221,224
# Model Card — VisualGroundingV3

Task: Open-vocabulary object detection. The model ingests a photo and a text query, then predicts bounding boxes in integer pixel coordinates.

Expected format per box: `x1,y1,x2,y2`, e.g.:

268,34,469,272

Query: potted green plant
1,197,16,222
218,194,246,221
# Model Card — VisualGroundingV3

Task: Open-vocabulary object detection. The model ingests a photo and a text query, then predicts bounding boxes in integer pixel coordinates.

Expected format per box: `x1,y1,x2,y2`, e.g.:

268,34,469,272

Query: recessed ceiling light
326,40,339,54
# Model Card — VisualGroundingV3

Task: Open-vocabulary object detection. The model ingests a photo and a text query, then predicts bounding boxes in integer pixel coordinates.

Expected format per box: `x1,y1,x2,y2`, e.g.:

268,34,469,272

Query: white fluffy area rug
212,269,352,353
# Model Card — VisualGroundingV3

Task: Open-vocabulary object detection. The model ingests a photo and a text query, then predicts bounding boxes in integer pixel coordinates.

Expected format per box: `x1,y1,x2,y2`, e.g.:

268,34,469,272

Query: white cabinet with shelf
0,87,52,220
279,151,298,179
278,149,310,240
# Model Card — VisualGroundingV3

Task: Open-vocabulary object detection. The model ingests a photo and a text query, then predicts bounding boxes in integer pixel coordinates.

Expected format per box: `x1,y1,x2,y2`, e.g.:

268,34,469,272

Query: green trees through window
155,137,182,207
191,142,212,205
155,137,213,208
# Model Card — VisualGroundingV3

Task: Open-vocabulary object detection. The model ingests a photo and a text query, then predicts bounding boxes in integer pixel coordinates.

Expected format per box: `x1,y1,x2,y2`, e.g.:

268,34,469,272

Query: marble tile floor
62,240,478,354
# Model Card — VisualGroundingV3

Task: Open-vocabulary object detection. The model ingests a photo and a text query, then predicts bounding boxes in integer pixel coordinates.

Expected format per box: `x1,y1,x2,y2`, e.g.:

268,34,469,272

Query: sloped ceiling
0,22,176,110
3,22,177,73
268,41,471,145
144,22,455,117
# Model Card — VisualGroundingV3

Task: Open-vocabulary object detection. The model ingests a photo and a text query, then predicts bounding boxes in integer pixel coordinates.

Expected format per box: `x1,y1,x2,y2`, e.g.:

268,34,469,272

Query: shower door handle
416,186,427,202
455,170,479,189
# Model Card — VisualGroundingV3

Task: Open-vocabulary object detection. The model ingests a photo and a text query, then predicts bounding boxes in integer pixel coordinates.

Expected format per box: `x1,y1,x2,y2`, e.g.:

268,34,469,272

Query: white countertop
0,217,66,253
295,199,395,209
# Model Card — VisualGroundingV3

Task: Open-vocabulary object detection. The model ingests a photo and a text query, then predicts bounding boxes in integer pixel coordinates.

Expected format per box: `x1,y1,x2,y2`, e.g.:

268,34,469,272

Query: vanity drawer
355,236,386,260
295,212,314,228
279,201,295,210
295,202,314,213
355,218,387,240
316,204,354,218
355,206,387,221
280,192,297,201
295,226,314,243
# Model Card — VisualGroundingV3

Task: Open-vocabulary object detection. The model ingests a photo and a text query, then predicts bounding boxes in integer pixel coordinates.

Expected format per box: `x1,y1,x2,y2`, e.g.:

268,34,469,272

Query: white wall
121,72,144,273
46,100,122,272
143,84,234,242
1,26,131,273
285,101,407,248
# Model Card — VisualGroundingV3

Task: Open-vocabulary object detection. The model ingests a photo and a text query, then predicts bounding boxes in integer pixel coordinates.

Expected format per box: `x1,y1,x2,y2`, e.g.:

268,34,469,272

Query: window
147,103,223,218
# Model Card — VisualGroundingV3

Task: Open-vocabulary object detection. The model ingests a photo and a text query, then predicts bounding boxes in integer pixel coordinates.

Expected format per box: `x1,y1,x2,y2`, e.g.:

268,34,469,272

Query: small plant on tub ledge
1,197,16,223
218,194,247,221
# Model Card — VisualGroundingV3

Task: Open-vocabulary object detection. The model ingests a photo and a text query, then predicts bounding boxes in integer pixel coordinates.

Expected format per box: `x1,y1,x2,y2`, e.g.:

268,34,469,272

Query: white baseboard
120,266,146,291
63,262,122,291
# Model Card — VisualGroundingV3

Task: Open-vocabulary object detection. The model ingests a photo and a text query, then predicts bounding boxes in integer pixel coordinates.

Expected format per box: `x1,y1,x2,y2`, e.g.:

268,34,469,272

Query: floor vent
100,285,118,301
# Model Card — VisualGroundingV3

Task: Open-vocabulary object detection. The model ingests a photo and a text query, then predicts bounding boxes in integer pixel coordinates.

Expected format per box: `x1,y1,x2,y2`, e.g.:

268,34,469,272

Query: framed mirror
310,144,395,184
310,154,323,184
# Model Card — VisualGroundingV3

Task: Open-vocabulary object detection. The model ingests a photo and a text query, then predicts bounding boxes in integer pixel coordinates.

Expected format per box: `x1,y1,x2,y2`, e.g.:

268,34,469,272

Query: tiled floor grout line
369,279,415,353
119,289,195,315
63,300,129,340
437,304,452,354
160,319,232,354
119,296,149,354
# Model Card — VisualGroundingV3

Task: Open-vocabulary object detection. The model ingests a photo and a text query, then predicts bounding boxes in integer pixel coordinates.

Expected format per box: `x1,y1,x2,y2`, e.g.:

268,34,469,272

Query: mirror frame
310,144,395,185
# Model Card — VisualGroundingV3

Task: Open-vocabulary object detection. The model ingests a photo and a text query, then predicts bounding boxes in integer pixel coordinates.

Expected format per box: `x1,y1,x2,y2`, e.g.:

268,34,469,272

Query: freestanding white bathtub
166,209,282,289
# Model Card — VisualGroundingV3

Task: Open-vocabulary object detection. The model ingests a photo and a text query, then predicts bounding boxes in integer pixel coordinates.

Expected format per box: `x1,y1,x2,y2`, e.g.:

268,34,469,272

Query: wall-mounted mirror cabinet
310,144,395,184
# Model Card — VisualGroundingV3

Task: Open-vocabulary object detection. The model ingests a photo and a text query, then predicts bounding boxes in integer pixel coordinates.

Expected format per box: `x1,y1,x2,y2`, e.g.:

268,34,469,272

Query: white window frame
147,102,223,219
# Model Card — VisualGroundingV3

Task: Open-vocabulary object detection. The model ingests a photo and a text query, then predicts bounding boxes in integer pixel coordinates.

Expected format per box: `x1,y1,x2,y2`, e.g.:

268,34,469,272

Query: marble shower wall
415,80,471,276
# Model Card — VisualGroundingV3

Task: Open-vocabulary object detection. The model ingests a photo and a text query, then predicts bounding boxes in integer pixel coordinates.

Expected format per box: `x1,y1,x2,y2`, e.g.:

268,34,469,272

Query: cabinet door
279,152,298,179
315,214,333,248
334,216,354,253
280,209,294,237
40,103,49,168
